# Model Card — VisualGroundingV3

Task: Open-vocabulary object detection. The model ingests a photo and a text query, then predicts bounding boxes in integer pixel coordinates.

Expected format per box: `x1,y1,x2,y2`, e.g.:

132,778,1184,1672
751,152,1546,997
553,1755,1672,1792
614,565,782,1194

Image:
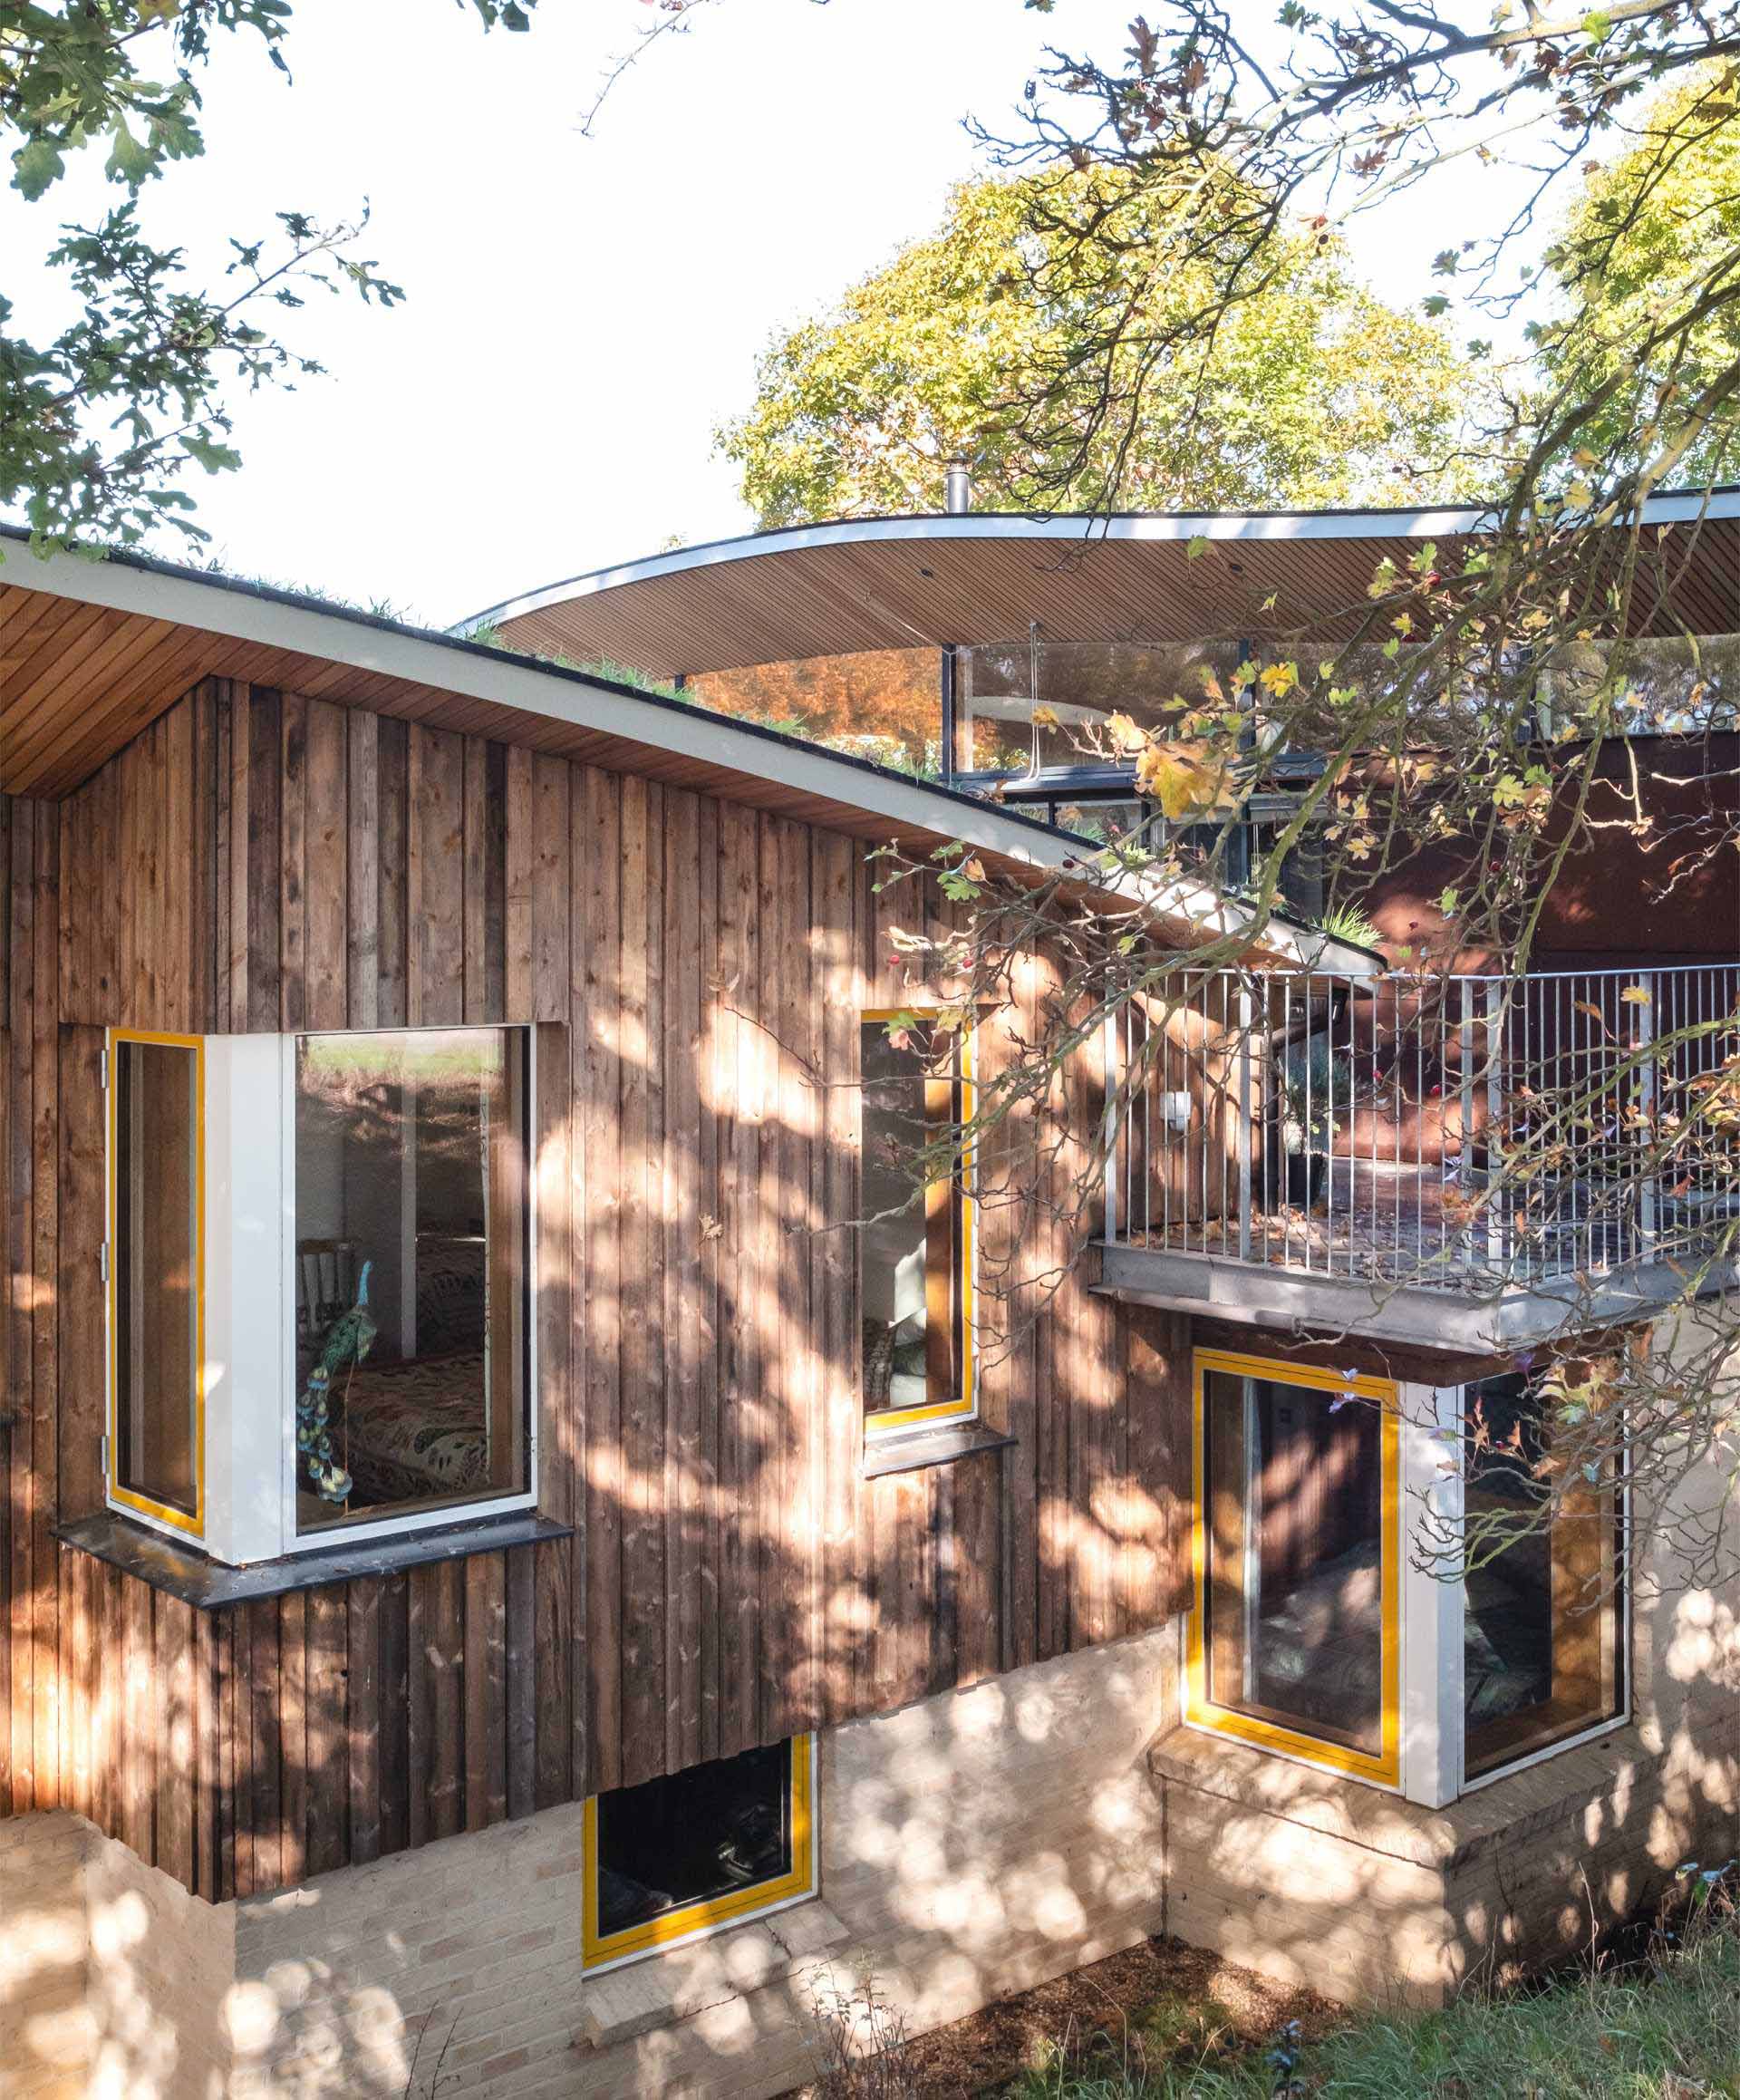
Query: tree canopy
1,0,535,551
1534,69,1740,489
718,166,1480,526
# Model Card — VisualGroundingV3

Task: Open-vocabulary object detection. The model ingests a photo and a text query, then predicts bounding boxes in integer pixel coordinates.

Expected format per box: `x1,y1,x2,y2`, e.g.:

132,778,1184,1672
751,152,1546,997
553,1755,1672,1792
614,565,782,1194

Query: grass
1004,1901,1740,2098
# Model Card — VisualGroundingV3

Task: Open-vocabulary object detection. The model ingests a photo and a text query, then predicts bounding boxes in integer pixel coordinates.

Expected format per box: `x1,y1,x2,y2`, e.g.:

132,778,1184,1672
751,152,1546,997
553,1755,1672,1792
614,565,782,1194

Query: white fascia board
10,544,1372,973
459,487,1740,635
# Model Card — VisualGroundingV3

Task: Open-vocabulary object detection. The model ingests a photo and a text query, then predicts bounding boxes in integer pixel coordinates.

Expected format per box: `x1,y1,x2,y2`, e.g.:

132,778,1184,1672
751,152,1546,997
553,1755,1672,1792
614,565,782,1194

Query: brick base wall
5,1595,1737,2095
0,1813,234,2099
1,1627,1177,2099
1151,1715,1740,2007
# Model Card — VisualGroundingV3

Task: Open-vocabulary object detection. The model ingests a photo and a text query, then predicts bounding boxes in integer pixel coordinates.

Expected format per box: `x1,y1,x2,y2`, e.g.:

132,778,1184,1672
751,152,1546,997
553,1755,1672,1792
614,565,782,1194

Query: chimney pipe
943,459,972,515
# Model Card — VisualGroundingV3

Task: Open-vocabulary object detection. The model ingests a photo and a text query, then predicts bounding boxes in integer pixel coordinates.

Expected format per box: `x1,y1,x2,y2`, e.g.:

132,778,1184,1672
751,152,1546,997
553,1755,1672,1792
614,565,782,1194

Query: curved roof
463,492,1740,678
0,527,1378,973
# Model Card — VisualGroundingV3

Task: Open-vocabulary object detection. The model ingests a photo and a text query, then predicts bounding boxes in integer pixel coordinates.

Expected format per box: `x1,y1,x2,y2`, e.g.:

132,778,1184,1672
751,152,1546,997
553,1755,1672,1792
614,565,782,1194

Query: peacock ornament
296,1260,376,1504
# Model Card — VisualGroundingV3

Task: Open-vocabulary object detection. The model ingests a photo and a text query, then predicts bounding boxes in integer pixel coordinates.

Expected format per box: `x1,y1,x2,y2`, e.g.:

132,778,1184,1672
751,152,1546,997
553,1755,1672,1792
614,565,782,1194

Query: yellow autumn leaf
1135,741,1223,822
1105,711,1149,755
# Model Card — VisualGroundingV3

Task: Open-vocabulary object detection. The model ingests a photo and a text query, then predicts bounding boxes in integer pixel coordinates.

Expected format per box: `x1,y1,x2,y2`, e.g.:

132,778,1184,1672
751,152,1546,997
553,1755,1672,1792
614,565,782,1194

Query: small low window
109,1031,204,1534
294,1028,532,1534
1191,1350,1400,1785
1463,1370,1625,1780
583,1737,814,1969
860,1014,974,1433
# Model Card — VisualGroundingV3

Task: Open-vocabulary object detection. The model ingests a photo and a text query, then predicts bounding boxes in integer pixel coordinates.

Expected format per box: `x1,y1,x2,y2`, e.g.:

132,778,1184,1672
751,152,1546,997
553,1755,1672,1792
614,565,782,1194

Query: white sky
5,0,1550,628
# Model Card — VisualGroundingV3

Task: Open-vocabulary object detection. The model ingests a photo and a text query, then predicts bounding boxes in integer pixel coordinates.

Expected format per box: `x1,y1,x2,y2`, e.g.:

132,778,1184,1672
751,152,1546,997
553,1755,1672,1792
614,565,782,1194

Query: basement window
583,1737,815,1969
1462,1370,1626,1782
1189,1349,1400,1786
860,1013,975,1435
104,1023,537,1564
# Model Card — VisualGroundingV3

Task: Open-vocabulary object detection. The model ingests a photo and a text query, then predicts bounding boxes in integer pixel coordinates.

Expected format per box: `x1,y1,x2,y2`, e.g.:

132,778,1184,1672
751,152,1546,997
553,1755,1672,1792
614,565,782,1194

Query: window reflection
293,1028,530,1532
957,639,1244,775
594,1742,797,1945
1463,1370,1624,1777
112,1036,201,1524
1204,1367,1386,1758
860,1021,970,1425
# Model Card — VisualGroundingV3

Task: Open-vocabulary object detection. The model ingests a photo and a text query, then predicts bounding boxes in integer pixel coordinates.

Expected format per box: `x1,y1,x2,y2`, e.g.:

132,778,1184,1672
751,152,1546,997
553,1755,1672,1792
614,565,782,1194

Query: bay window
105,1023,536,1563
1186,1347,1628,1801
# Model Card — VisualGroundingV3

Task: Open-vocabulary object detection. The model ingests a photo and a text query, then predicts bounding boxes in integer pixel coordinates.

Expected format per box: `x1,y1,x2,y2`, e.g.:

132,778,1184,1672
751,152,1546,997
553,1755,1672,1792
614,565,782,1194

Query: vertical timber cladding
0,676,1193,1903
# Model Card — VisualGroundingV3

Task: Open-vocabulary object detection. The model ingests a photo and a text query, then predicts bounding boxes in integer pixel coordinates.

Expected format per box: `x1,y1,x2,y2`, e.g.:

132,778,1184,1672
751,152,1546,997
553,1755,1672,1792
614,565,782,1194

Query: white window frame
1394,1375,1630,1807
107,1023,539,1563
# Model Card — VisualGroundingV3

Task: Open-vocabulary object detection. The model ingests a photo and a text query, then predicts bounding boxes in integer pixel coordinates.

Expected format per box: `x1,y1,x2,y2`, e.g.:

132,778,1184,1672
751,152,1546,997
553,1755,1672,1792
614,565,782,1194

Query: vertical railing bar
1485,978,1503,1274
1103,996,1119,1246
1391,980,1402,1277
1415,975,1425,1282
1192,965,1209,1243
1238,976,1253,1264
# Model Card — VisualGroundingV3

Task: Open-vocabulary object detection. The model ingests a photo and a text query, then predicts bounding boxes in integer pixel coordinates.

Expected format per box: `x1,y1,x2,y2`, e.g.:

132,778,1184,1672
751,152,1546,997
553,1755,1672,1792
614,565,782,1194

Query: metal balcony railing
1105,963,1740,1292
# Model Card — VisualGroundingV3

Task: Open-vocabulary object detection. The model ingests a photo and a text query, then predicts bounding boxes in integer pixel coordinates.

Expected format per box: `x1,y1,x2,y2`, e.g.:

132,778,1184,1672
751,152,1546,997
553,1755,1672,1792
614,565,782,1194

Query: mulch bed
788,1933,1344,2097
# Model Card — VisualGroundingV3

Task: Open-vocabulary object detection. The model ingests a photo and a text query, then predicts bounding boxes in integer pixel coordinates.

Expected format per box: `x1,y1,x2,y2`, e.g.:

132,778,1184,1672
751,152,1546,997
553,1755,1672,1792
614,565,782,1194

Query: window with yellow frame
1188,1348,1400,1786
582,1736,815,1969
859,1011,975,1436
106,1028,206,1538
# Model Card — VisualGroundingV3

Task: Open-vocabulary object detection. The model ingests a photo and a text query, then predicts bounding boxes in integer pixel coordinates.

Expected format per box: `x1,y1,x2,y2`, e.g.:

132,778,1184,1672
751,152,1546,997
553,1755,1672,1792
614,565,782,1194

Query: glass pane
1204,1369,1385,1756
294,1028,529,1533
959,639,1244,774
1054,799,1151,848
687,648,943,772
113,1039,200,1520
595,1742,794,1942
860,1023,963,1420
1463,1372,1623,1778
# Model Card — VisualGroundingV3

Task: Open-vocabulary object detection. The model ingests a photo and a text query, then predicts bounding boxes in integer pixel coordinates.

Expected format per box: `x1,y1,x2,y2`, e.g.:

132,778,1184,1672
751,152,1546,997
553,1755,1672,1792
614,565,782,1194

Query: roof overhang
0,534,1372,973
465,491,1740,678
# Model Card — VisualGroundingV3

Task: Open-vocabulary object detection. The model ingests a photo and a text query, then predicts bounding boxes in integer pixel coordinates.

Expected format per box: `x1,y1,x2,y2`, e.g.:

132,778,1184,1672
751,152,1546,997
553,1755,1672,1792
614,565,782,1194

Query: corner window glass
860,1019,972,1430
1463,1370,1624,1778
1201,1362,1392,1768
111,1034,202,1528
293,1027,530,1534
585,1738,812,1968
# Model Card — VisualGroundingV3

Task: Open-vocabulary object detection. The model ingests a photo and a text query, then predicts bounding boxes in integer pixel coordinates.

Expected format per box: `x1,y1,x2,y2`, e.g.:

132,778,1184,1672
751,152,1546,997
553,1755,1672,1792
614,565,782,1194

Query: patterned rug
336,1350,492,1508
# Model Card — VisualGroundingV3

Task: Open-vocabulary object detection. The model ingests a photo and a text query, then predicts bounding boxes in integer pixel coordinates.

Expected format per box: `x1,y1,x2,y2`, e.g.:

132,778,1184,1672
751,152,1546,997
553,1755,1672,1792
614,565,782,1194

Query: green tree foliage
1,0,535,550
718,167,1480,526
1536,69,1740,488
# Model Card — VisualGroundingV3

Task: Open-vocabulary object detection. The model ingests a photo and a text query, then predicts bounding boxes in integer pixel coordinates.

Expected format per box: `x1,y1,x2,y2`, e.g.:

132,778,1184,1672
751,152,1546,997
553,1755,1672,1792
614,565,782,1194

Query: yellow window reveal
107,1029,206,1538
1188,1348,1400,1787
860,1011,975,1435
582,1736,815,1969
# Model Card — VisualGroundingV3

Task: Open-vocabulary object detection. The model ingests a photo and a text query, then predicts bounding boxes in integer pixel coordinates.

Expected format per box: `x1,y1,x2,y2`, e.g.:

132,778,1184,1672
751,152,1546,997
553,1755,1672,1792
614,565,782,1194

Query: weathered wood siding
0,681,1191,1902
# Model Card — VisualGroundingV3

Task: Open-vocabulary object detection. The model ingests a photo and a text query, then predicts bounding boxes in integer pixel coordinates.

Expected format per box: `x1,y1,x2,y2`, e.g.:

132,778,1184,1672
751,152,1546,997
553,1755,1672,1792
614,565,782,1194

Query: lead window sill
860,1420,1015,1479
55,1509,575,1609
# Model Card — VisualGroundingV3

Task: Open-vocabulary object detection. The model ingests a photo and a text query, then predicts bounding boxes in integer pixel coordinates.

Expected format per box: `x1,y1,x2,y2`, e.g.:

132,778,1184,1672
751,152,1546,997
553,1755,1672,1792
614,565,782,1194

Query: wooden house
2,505,1737,2098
